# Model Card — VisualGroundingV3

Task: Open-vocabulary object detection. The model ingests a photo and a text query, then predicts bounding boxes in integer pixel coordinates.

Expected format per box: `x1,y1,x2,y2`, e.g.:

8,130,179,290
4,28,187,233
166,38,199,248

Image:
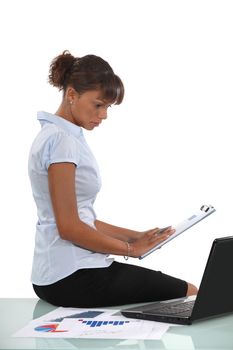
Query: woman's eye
95,103,111,109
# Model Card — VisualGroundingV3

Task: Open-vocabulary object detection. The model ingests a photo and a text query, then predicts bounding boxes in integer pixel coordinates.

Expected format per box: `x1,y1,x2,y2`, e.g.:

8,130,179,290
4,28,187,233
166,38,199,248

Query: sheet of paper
29,306,116,323
12,307,170,340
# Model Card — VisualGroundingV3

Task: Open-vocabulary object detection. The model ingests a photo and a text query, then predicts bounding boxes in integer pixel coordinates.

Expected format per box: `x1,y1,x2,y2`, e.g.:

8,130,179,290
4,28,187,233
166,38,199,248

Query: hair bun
47,51,124,105
48,50,77,90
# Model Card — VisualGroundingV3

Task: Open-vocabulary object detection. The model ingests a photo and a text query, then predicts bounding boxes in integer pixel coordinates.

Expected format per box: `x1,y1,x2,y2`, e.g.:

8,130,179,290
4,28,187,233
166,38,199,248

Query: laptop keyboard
146,300,195,317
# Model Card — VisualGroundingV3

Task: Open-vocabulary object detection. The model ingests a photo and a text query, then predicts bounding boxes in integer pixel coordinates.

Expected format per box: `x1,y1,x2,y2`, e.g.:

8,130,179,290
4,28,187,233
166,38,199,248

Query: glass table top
1,298,233,349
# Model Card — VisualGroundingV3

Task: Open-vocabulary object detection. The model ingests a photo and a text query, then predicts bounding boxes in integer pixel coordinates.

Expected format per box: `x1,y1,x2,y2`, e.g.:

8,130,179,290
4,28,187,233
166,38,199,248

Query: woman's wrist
123,242,130,260
124,241,135,260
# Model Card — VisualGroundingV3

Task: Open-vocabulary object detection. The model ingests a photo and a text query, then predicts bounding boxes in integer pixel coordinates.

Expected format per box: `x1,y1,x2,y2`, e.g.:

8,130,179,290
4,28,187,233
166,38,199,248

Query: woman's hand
130,227,175,258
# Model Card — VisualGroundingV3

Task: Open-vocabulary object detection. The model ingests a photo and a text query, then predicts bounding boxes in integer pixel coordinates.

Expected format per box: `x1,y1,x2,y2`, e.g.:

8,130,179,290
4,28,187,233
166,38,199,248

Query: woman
28,50,197,307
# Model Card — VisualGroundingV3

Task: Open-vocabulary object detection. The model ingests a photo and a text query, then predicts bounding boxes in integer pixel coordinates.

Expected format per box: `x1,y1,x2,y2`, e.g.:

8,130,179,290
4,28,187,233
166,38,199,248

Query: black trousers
33,261,188,308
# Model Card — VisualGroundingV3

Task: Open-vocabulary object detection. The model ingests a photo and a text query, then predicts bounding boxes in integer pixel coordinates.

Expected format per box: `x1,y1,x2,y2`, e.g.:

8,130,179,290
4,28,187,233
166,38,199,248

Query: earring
69,101,73,105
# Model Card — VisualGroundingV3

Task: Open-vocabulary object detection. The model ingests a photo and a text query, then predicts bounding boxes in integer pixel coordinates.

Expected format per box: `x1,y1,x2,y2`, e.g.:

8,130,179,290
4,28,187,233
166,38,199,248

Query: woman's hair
48,50,124,105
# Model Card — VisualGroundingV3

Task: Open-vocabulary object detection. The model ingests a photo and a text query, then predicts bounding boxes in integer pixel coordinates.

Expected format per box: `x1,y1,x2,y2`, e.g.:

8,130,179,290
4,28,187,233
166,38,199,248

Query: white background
0,0,233,297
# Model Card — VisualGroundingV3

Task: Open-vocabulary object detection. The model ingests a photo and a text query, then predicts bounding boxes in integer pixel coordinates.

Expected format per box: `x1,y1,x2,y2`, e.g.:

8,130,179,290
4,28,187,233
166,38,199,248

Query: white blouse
28,111,113,285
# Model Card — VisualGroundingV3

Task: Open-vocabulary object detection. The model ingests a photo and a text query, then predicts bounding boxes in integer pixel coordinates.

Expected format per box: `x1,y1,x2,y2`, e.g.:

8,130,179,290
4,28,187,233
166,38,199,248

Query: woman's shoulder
38,122,78,145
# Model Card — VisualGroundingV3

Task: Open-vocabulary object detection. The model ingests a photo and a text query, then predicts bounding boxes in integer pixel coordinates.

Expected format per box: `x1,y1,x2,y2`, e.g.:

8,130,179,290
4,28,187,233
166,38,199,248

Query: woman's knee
186,282,198,296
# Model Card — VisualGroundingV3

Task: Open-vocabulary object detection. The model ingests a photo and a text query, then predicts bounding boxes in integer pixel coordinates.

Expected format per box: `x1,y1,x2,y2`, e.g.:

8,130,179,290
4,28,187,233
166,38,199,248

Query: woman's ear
65,87,78,104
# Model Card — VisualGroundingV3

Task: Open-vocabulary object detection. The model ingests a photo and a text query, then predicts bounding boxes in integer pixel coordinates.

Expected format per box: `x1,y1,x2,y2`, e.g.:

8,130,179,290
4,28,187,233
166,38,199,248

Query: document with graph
12,306,169,339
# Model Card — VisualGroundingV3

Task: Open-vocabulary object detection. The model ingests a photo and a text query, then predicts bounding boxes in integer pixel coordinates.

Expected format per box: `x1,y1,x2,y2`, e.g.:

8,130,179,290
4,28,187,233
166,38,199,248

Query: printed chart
51,311,103,322
77,319,130,327
13,307,170,339
34,324,67,333
61,317,142,338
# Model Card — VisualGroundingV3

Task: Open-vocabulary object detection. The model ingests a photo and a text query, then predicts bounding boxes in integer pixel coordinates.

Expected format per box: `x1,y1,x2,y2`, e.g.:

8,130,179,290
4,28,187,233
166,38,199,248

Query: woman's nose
99,108,108,120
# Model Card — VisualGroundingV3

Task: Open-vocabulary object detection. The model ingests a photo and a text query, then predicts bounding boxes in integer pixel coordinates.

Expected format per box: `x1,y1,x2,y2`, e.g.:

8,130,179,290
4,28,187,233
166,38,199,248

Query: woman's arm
48,163,173,258
94,220,141,242
48,162,128,255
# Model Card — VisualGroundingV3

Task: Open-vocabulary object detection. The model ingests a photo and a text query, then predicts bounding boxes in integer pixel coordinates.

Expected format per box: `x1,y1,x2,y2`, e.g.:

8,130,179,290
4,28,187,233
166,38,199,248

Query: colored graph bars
78,320,130,328
51,310,103,322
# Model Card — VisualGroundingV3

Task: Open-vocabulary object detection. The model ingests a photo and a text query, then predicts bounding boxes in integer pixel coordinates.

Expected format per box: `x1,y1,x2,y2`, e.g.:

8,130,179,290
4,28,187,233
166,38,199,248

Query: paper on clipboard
140,205,216,259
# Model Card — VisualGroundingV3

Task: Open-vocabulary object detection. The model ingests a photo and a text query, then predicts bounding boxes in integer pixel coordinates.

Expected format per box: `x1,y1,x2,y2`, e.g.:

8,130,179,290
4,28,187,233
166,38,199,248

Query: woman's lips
91,120,102,126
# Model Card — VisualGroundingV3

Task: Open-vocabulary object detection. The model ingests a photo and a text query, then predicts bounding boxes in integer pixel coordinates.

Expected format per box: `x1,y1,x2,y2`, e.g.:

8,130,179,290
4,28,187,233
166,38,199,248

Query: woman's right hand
130,227,175,258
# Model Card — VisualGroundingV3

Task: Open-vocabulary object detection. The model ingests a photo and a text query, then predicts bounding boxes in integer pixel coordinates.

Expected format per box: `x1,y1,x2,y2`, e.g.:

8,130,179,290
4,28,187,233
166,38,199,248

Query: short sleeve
44,132,80,169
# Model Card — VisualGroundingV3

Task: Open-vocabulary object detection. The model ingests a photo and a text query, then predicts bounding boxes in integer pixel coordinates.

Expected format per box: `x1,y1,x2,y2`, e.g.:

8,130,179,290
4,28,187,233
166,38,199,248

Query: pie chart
34,324,67,332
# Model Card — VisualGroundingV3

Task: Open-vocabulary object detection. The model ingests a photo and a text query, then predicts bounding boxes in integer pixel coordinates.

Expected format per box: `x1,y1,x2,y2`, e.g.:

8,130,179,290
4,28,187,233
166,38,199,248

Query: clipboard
139,204,216,259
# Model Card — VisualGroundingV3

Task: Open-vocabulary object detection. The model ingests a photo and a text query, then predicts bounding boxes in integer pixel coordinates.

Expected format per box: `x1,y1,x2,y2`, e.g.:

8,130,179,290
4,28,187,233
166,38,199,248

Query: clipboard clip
200,204,214,212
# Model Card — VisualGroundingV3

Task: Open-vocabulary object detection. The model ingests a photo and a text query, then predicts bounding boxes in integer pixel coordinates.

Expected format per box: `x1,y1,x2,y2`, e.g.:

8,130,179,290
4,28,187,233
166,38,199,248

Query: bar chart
78,319,130,328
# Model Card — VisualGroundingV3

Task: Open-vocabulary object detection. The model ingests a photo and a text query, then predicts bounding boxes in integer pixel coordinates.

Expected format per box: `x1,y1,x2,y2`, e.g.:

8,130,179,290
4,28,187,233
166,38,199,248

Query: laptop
121,236,233,325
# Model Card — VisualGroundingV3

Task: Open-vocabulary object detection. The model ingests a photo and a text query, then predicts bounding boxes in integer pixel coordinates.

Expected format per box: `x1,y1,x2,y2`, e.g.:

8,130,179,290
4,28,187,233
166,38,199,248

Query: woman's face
67,88,112,130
